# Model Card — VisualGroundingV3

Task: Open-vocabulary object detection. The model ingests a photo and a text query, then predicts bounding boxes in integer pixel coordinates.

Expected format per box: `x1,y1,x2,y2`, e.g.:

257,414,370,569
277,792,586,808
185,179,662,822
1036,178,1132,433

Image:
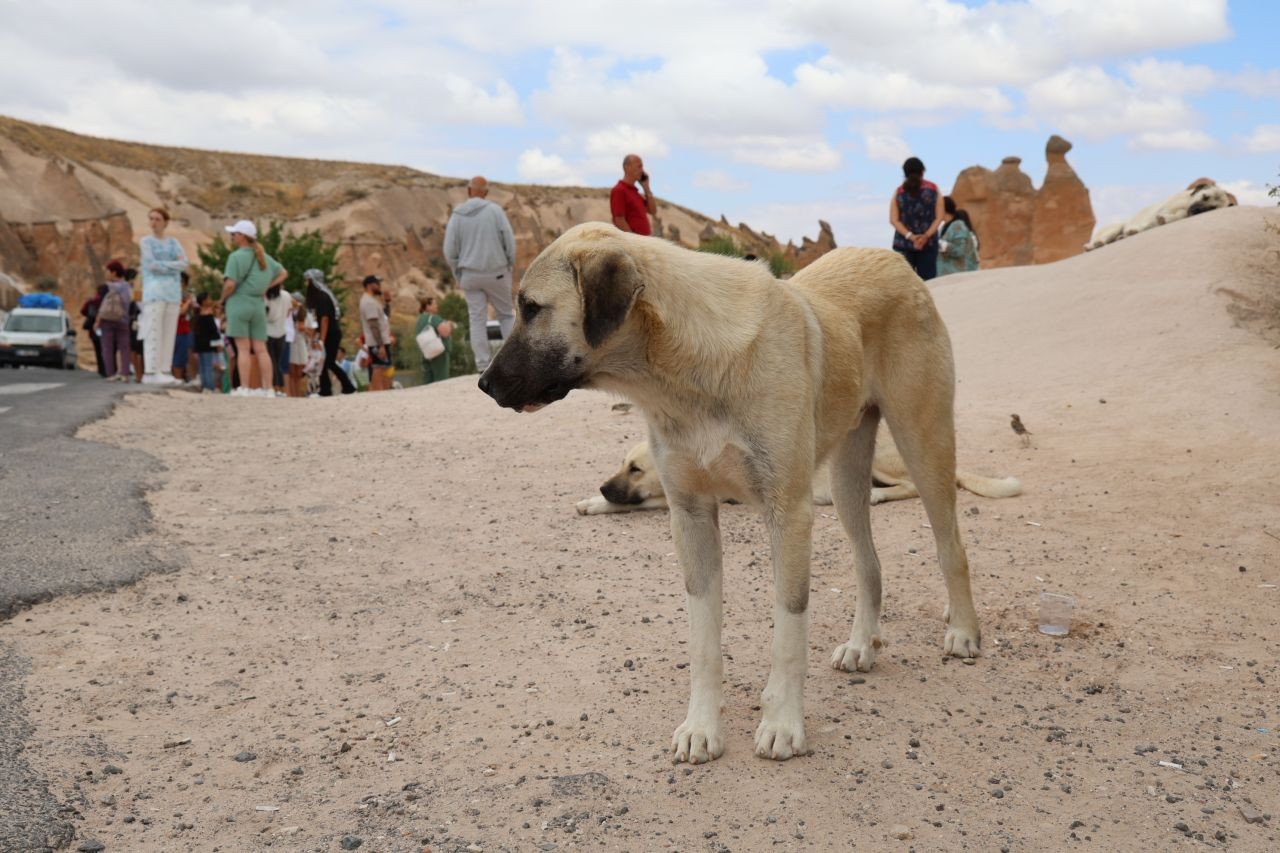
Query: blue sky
0,0,1275,247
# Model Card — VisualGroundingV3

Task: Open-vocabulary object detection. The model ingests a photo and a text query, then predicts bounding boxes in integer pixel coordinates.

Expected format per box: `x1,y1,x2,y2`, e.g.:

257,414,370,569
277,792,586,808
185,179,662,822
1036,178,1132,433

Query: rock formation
0,115,835,345
950,135,1094,269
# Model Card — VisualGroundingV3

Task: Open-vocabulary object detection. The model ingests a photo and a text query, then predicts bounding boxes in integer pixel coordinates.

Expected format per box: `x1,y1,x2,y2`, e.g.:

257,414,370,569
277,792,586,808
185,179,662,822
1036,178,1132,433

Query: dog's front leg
668,492,725,764
755,499,812,760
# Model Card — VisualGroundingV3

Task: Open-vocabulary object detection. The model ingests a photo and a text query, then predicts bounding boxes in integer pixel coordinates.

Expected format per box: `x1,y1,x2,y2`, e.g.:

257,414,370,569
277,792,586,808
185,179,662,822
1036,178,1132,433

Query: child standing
193,294,220,393
287,300,309,397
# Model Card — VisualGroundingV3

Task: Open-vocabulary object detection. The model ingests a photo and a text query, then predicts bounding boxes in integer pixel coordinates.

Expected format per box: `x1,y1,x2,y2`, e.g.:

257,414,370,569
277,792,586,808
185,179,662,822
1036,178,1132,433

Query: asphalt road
0,365,182,850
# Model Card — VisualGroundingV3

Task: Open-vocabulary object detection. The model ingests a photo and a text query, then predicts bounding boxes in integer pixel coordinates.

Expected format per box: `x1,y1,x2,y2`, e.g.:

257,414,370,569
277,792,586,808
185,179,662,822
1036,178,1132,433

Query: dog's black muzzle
600,478,644,505
477,337,582,412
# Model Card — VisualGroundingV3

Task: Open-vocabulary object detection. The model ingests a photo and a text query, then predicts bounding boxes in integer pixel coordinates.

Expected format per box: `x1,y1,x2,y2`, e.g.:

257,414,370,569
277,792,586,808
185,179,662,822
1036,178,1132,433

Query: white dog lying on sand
1086,178,1236,251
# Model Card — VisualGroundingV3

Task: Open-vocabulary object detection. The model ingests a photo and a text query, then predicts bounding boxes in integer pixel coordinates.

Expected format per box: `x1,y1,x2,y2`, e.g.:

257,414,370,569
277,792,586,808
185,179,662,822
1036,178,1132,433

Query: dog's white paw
671,717,724,764
754,710,808,761
575,495,613,516
943,625,981,659
831,623,882,672
830,633,881,672
869,488,887,505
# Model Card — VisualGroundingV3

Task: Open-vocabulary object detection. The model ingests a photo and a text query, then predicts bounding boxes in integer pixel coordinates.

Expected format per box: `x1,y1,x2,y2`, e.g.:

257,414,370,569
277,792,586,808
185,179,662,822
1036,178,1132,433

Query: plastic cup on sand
1038,592,1075,636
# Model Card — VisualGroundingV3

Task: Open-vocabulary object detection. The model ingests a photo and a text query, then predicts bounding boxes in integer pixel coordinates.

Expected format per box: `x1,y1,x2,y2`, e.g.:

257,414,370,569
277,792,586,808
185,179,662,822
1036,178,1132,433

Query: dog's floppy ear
574,249,645,348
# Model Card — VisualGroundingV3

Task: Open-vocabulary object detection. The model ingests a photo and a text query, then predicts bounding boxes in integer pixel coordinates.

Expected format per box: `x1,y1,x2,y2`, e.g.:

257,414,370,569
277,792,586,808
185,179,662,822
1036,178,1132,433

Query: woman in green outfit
219,220,287,396
415,295,454,384
937,196,980,276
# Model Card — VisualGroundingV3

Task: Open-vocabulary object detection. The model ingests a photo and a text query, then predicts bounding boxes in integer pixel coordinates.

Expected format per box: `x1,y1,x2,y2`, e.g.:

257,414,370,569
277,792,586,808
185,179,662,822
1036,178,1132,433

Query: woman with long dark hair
304,269,355,396
938,196,980,276
889,156,945,280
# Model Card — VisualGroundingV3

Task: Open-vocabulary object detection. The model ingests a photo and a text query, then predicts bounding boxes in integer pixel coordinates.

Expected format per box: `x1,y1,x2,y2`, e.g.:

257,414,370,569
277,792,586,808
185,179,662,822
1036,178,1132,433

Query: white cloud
1128,130,1216,152
794,57,1012,113
531,47,823,150
1240,125,1280,154
729,141,841,172
1024,65,1201,140
0,0,1267,222
441,75,524,126
1214,180,1273,207
1222,67,1280,98
793,0,1229,87
692,170,750,192
1123,58,1217,95
515,149,584,186
862,131,912,165
584,125,669,160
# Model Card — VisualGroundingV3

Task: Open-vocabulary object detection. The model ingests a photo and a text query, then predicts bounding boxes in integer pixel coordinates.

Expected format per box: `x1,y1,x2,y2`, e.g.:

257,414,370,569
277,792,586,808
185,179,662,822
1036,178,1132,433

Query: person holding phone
610,153,656,236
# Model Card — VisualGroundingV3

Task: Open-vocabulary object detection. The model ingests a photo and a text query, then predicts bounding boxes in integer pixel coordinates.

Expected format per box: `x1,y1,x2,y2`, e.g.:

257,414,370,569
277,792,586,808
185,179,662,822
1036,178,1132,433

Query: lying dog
480,223,983,763
1086,178,1236,250
576,427,1021,514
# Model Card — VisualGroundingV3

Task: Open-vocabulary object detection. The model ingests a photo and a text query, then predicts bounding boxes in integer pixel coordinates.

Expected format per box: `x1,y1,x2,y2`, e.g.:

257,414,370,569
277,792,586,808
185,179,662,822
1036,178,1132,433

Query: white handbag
416,323,445,359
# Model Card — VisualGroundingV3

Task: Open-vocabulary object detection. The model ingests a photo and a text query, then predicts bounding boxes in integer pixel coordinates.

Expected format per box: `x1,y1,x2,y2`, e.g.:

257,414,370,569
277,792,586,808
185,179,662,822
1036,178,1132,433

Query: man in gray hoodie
444,176,517,372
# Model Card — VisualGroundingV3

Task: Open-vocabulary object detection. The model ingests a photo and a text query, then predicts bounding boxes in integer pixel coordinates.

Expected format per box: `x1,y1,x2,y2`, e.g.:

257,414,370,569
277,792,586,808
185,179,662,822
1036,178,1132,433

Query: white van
0,307,79,369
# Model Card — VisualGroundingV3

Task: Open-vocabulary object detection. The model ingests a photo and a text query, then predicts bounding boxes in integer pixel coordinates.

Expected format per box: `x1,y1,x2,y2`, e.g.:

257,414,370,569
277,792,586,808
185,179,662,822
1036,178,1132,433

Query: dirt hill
3,204,1277,851
0,115,834,319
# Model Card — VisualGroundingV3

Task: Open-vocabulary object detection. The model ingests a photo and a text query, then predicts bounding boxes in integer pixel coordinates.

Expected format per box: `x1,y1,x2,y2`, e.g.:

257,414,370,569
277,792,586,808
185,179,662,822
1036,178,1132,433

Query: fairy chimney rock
950,136,1094,269
1032,135,1095,264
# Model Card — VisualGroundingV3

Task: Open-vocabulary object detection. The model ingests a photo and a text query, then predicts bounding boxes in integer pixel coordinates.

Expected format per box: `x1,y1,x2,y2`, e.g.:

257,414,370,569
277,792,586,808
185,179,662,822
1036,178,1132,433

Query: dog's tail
956,472,1022,499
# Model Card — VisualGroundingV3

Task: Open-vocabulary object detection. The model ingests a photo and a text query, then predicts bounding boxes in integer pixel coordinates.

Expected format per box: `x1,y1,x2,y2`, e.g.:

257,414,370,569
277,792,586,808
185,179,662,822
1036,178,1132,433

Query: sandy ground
4,206,1279,852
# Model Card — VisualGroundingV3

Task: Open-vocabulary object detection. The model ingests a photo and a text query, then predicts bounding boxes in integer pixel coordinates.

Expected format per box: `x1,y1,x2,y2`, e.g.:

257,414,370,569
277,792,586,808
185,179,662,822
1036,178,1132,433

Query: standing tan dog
576,426,1021,514
479,223,981,764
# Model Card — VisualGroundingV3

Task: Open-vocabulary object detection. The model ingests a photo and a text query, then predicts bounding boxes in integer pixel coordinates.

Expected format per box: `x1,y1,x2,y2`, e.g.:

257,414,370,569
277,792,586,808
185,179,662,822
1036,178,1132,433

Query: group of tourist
79,152,968,397
81,211,342,396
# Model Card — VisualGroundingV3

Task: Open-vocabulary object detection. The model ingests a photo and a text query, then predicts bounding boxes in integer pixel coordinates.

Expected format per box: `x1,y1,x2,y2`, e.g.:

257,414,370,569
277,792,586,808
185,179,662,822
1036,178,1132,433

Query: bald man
610,153,656,236
444,175,517,371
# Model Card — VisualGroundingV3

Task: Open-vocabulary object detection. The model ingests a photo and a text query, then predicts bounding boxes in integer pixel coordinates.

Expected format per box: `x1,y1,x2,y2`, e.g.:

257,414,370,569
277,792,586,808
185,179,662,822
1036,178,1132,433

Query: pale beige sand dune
3,205,1278,852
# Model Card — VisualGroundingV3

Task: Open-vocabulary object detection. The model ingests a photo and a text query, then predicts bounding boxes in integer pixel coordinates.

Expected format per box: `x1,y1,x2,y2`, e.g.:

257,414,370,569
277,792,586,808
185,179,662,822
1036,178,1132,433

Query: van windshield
4,314,62,334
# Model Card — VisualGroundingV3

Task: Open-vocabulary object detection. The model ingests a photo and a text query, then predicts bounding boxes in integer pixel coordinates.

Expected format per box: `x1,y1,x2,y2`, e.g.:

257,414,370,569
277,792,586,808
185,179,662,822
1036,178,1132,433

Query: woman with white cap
304,268,355,396
219,219,287,397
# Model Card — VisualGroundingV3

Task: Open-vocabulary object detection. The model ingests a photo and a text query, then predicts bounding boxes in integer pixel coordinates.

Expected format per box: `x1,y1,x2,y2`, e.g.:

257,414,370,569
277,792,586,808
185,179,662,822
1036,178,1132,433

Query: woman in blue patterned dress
889,157,945,280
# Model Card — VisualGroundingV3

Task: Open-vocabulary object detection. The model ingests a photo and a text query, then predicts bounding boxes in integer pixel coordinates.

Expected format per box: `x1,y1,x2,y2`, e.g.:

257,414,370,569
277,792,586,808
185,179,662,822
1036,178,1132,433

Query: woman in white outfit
138,207,189,383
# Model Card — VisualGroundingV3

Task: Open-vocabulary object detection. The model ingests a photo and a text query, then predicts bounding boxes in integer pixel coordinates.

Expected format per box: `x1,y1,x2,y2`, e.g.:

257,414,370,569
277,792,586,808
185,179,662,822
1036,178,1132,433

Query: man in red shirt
610,153,657,236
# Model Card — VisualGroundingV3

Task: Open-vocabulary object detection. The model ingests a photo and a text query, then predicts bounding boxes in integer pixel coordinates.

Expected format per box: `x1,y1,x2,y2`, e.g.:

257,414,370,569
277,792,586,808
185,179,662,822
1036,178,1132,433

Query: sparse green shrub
390,314,419,385
438,291,475,377
229,183,249,194
769,252,795,278
698,234,742,257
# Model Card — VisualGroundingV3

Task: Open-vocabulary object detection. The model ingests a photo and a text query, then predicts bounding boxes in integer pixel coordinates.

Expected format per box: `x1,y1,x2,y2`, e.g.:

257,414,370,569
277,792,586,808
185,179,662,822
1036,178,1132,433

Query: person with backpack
96,260,134,381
